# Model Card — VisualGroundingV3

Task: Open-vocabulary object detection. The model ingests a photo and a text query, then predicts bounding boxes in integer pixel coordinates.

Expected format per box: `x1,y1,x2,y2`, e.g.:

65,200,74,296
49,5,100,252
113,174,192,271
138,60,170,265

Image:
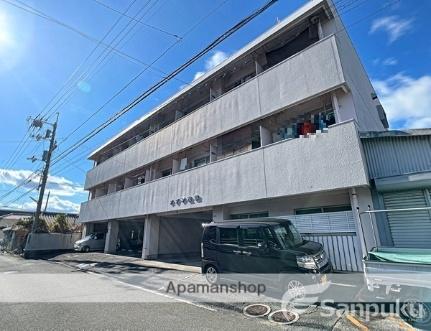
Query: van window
271,223,303,248
219,227,238,245
263,227,280,249
203,226,216,243
241,227,264,247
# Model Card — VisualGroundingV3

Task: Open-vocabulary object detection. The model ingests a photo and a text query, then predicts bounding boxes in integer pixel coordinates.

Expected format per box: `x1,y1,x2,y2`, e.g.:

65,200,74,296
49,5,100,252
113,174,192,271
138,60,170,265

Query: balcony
79,121,367,222
84,35,346,190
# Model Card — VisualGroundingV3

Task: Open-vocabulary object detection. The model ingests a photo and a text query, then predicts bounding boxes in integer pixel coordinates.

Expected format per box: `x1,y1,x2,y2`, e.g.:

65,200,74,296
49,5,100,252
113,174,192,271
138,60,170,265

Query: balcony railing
79,121,366,223
84,35,346,190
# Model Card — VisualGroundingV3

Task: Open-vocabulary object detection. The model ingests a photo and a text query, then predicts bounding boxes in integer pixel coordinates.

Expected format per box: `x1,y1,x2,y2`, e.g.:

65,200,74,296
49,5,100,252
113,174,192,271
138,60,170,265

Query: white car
74,233,105,252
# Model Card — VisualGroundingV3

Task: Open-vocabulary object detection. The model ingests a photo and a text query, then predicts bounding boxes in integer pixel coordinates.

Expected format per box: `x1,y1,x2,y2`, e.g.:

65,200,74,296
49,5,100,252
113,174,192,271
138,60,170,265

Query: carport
117,220,145,256
155,211,212,263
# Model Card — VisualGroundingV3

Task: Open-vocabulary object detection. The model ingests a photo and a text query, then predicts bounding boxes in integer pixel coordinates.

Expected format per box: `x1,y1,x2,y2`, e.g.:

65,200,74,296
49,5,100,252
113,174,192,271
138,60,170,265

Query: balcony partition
84,36,346,190
80,121,367,222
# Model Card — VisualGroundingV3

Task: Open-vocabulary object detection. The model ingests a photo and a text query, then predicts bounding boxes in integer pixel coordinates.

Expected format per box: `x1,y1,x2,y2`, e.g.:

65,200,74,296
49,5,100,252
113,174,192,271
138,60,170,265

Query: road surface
0,253,281,330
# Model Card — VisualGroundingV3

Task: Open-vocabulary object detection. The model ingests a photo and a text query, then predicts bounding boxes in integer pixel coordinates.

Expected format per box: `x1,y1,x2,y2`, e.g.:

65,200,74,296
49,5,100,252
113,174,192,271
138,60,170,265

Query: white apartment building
79,0,388,271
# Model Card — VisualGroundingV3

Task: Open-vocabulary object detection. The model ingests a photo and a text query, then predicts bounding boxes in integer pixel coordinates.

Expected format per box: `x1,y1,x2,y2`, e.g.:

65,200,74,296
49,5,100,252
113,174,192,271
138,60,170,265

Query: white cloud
372,73,431,129
382,57,398,66
0,168,85,197
0,168,84,213
193,71,205,81
9,195,81,213
193,50,229,81
370,16,413,43
372,57,398,66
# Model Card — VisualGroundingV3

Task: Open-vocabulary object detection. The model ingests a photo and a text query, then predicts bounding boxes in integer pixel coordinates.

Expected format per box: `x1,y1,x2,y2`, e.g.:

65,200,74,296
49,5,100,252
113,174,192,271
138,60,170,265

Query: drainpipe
350,188,367,257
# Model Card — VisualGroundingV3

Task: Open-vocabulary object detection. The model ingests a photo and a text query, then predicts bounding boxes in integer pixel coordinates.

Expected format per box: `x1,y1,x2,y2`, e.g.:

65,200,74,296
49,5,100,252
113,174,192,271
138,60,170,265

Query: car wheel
205,265,219,284
286,279,306,300
83,246,90,253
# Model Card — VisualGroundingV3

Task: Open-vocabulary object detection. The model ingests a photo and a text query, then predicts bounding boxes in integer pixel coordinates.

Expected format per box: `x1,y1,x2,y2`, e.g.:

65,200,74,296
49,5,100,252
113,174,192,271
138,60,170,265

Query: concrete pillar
255,60,263,75
107,183,116,194
104,220,119,254
210,79,223,101
142,215,160,259
259,125,272,146
350,187,379,256
331,92,341,124
82,223,94,238
212,206,230,222
124,177,135,189
172,159,180,174
210,143,218,162
95,187,106,198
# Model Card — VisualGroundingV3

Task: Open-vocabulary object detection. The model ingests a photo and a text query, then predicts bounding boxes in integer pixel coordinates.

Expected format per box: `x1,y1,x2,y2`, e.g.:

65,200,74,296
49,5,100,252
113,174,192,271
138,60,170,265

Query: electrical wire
40,0,154,121
54,0,370,164
90,0,181,39
51,0,277,166
52,0,231,151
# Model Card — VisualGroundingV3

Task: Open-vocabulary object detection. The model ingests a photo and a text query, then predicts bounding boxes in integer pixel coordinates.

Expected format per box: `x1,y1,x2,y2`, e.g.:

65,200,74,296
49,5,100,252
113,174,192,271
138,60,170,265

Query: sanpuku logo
170,195,203,207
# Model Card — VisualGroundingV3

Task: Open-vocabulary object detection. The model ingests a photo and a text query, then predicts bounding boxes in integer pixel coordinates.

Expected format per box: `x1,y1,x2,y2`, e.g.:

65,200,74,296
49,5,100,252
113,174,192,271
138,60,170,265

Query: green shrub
51,214,71,233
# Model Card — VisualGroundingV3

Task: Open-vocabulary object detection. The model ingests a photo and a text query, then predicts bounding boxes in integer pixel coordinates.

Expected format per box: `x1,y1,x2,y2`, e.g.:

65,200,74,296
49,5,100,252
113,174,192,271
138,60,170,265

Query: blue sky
0,0,430,213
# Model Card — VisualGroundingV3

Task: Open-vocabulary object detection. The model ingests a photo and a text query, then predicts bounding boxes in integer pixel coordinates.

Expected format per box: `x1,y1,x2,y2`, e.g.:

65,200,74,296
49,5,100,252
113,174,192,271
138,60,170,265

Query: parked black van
201,218,331,285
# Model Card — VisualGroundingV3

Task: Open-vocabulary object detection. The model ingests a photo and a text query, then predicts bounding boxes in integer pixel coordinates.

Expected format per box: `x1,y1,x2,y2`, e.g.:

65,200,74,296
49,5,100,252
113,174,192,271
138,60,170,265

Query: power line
40,0,153,120
0,0,138,170
1,0,177,77
54,0,230,148
54,0,370,163
90,0,181,39
0,0,170,203
51,0,275,165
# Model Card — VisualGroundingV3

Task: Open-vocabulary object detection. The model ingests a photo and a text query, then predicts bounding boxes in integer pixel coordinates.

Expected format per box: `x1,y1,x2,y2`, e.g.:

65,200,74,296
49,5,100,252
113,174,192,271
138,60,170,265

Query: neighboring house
361,130,431,250
78,0,389,271
0,212,79,253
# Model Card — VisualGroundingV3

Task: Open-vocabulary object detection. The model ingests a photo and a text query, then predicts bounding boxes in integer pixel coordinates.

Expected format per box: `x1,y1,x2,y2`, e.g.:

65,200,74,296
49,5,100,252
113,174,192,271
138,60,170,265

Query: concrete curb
131,259,201,273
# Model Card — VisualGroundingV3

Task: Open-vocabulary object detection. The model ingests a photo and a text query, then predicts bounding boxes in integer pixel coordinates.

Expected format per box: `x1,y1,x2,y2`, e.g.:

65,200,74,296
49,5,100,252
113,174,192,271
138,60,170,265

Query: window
262,227,280,249
230,211,269,220
137,176,145,184
241,227,264,247
203,226,216,243
161,169,172,177
219,227,238,245
322,205,351,213
193,156,209,168
295,205,351,215
271,223,303,249
295,208,322,215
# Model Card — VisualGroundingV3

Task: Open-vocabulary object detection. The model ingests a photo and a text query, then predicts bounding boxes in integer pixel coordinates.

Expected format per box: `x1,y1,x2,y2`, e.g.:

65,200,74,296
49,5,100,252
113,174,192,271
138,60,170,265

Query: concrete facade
78,0,388,267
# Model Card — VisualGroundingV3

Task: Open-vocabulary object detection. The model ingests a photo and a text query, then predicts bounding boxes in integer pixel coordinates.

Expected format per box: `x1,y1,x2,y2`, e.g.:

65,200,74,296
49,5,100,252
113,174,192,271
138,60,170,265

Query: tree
51,214,71,233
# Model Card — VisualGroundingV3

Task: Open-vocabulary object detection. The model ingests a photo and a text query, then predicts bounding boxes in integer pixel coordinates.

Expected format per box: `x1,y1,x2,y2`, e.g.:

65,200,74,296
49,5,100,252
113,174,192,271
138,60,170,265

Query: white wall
84,36,346,190
79,121,369,222
322,11,385,132
25,233,82,251
217,190,350,219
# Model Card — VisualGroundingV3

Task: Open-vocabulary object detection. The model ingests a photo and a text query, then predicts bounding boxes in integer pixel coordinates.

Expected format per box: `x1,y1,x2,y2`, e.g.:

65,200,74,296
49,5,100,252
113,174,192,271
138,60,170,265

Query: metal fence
287,211,363,272
303,232,363,272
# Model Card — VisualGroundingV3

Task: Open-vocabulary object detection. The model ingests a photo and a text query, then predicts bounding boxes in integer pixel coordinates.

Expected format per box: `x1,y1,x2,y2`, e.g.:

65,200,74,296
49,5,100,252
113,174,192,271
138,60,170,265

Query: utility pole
28,113,59,233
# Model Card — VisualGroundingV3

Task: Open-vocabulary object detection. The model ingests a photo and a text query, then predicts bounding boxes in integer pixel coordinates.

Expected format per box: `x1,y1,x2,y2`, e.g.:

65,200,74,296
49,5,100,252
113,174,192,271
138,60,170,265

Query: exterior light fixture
170,200,176,207
194,195,202,203
176,199,182,206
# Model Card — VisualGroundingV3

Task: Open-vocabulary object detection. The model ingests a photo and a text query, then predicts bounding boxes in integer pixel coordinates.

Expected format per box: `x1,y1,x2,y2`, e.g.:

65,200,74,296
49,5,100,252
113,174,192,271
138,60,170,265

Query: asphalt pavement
0,252,418,330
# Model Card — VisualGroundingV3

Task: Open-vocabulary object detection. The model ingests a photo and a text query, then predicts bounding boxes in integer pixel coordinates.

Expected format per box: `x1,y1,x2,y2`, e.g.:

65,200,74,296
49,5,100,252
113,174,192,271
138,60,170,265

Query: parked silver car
74,233,105,252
